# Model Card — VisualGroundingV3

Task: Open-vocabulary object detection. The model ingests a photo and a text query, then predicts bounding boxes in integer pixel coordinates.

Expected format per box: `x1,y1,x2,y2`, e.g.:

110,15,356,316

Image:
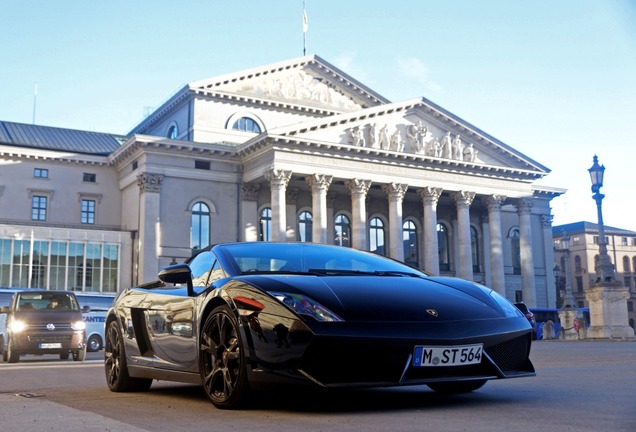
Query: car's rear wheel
200,305,250,409
427,379,487,394
104,320,152,392
73,346,86,361
87,335,102,352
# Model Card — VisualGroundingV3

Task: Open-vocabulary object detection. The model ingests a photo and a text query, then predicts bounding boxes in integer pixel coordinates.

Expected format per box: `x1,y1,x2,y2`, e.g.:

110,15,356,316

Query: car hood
239,274,505,322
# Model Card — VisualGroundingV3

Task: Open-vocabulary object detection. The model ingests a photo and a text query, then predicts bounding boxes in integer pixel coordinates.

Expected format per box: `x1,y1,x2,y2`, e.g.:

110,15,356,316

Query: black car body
104,242,535,409
1,290,87,362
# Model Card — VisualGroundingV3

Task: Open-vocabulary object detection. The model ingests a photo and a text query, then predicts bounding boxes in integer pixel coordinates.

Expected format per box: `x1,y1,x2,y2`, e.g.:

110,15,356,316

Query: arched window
334,214,351,247
370,217,385,255
259,208,272,242
437,223,450,271
509,227,521,275
191,202,210,251
298,211,313,242
624,256,631,273
232,117,261,133
167,124,178,139
403,220,418,267
471,226,480,273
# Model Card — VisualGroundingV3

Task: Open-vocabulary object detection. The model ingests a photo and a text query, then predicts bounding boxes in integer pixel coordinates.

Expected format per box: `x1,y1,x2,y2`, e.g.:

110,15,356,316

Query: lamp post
588,155,615,282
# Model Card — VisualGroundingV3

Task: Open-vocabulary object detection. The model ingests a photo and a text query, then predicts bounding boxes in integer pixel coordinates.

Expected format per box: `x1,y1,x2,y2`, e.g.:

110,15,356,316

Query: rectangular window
31,240,49,289
50,241,68,290
102,244,119,293
622,237,628,246
132,160,138,171
81,199,96,224
32,196,47,221
83,173,96,183
68,242,85,291
0,239,11,287
195,160,211,170
34,168,49,178
572,236,580,245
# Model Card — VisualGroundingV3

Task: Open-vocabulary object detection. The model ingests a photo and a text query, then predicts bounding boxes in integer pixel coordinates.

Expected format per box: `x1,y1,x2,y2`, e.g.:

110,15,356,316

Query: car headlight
9,320,28,332
71,320,86,331
271,292,343,322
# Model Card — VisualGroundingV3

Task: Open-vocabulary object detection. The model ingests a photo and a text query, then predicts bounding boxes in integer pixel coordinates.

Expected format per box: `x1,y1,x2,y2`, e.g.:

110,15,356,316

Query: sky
2,0,635,231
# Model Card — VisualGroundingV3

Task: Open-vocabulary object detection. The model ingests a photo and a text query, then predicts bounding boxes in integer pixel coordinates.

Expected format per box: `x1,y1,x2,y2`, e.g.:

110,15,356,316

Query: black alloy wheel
200,305,250,409
104,320,152,392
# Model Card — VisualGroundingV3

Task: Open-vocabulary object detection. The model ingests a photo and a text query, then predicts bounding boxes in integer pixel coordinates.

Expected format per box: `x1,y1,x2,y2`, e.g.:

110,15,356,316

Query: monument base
585,282,634,339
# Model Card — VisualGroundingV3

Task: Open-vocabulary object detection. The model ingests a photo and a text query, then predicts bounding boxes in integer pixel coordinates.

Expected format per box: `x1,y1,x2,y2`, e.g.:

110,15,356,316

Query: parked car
514,303,537,339
1,290,87,363
105,242,535,409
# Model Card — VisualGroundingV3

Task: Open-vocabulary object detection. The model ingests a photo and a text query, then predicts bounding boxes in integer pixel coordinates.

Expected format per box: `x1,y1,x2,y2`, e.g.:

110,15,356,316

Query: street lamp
588,155,614,282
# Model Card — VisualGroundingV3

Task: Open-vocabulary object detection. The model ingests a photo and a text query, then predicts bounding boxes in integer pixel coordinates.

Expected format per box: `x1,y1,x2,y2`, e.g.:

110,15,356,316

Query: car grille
28,335,73,343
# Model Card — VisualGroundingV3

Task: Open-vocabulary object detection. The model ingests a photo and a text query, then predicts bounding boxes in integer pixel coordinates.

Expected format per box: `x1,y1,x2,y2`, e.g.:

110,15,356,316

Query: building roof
0,121,125,156
553,221,636,237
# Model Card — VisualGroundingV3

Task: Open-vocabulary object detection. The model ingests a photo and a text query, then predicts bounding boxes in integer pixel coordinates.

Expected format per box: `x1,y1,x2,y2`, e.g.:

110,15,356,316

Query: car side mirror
82,305,91,313
0,306,10,314
158,263,194,297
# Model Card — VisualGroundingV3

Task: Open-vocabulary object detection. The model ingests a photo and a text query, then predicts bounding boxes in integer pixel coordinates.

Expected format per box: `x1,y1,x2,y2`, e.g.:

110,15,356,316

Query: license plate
412,344,483,367
39,343,62,349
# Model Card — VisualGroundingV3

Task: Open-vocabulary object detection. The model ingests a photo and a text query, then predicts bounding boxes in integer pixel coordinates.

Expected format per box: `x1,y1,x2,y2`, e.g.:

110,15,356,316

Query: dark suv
514,302,537,340
0,290,87,363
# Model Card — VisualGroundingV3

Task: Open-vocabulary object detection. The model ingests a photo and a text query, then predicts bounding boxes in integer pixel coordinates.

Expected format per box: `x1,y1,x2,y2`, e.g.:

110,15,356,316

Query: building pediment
189,55,389,113
255,98,549,178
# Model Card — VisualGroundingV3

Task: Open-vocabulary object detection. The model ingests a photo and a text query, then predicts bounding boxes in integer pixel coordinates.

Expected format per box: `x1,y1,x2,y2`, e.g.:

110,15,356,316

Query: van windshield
17,293,79,311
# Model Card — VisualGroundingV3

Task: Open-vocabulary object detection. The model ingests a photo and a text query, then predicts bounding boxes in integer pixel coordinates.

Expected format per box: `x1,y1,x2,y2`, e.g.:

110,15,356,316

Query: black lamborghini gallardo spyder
104,242,534,409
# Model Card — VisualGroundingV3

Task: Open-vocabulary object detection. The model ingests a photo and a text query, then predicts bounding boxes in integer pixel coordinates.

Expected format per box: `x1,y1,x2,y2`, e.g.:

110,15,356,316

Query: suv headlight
9,320,28,332
71,320,86,331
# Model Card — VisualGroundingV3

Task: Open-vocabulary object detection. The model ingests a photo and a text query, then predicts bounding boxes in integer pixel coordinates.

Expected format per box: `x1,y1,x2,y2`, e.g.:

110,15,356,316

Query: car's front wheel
427,379,487,394
200,305,250,409
104,320,152,392
7,339,19,363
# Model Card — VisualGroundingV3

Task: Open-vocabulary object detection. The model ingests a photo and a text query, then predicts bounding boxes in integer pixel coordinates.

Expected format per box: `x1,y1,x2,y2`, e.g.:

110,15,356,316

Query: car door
147,250,216,372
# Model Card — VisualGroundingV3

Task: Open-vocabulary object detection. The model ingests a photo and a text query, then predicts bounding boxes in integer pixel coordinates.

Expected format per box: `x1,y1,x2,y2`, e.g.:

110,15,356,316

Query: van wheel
87,335,102,352
73,347,86,361
7,341,19,363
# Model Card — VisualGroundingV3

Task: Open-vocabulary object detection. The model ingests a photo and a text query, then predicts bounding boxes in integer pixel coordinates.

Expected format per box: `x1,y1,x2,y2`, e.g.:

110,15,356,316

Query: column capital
306,174,333,192
345,179,372,195
515,197,534,215
452,191,475,209
137,173,164,193
418,187,443,205
541,214,554,227
485,194,507,211
382,183,408,202
265,169,292,188
240,183,260,201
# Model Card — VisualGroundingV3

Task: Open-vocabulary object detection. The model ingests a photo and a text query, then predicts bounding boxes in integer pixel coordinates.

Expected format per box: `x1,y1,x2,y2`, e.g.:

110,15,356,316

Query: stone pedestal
558,307,580,340
585,282,635,339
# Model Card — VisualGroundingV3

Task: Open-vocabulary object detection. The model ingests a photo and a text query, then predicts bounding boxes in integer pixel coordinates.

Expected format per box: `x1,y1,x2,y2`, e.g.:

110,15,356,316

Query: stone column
345,179,372,250
418,187,442,275
137,173,163,284
306,174,333,244
383,183,408,261
452,191,475,281
516,198,536,307
285,188,298,241
265,169,292,242
240,183,260,242
485,195,506,295
541,214,557,307
585,282,635,339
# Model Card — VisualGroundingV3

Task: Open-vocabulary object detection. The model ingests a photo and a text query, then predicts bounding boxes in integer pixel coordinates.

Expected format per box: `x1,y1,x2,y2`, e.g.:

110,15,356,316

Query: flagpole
303,0,307,56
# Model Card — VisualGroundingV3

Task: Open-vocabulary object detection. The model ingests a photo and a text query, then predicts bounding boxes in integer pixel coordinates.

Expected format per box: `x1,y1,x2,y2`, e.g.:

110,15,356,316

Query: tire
104,320,152,392
200,305,250,409
0,336,5,362
7,340,19,363
87,335,102,352
73,346,87,361
60,352,70,360
427,379,487,394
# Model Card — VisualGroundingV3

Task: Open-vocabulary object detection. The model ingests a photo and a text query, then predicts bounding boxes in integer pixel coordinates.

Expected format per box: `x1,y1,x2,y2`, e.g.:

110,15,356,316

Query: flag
303,7,308,33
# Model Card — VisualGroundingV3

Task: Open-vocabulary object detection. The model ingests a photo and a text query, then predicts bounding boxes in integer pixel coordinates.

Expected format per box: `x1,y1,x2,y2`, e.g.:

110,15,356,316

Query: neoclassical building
0,55,564,307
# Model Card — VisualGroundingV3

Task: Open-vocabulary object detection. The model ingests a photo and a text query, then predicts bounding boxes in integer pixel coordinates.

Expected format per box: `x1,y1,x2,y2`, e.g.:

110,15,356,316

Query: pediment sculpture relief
348,121,479,162
232,70,362,110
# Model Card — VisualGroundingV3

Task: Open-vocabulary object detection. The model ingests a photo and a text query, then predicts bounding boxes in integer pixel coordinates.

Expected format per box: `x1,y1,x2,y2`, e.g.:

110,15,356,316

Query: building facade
0,55,564,307
553,221,636,328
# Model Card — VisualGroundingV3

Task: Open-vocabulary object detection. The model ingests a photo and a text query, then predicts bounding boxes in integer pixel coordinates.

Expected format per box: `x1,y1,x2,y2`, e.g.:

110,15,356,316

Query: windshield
221,243,428,277
16,292,80,311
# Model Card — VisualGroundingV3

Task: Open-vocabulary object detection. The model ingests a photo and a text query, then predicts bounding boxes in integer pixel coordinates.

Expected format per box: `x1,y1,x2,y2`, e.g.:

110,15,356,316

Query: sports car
104,242,535,409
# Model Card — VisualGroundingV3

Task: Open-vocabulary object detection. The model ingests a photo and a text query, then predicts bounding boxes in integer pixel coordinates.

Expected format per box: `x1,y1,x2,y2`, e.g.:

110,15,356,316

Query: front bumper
10,329,86,354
